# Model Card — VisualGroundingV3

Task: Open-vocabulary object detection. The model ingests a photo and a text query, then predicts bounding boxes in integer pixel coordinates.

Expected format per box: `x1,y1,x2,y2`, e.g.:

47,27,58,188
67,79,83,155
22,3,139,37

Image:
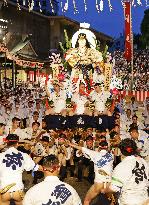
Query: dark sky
59,0,148,38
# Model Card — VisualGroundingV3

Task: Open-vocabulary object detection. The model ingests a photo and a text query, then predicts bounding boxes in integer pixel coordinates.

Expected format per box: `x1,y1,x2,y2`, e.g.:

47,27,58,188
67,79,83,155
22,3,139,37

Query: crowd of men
0,81,149,205
113,49,149,91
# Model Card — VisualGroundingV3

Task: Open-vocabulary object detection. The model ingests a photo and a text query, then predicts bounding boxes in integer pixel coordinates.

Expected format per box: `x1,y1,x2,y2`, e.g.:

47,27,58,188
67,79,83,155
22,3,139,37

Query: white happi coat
71,93,88,115
0,147,39,192
110,155,149,205
2,112,13,126
120,114,132,132
90,91,110,113
23,176,82,205
128,102,138,115
11,107,25,119
82,147,114,183
134,131,149,164
49,90,66,113
5,126,31,140
142,109,149,128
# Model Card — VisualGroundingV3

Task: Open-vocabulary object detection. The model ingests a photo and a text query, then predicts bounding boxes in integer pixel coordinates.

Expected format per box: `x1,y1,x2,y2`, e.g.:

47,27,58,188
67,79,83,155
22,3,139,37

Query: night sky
59,0,148,37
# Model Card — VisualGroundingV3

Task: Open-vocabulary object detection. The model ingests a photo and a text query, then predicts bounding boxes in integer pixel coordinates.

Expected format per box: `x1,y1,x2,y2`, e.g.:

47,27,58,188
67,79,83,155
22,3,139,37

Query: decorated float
45,23,122,96
42,23,123,130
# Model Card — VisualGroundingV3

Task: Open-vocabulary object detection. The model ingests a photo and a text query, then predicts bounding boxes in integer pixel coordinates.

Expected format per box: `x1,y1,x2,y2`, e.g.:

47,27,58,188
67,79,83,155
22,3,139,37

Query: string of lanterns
2,0,148,14
145,0,149,6
49,0,55,13
72,0,79,14
47,0,147,13
83,0,87,12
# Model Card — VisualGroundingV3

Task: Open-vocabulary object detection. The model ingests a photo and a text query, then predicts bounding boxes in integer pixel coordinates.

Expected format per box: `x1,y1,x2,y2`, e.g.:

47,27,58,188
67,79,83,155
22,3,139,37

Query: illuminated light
27,0,31,11
29,0,34,12
137,0,142,5
3,0,7,6
60,0,63,12
39,1,42,12
132,0,137,6
50,0,55,13
145,0,149,6
83,0,87,12
64,0,68,12
72,0,79,14
95,0,100,13
121,0,125,8
100,0,104,11
108,0,113,11
2,0,147,14
0,19,8,23
23,0,25,6
16,0,21,10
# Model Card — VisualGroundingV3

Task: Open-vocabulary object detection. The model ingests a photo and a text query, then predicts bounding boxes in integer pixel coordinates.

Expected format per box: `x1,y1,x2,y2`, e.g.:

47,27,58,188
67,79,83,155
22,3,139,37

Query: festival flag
104,63,112,91
124,1,133,61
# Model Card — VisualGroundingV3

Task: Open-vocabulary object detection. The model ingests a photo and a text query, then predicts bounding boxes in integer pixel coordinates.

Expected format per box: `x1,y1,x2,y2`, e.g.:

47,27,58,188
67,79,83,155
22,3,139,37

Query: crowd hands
113,49,149,91
0,82,149,205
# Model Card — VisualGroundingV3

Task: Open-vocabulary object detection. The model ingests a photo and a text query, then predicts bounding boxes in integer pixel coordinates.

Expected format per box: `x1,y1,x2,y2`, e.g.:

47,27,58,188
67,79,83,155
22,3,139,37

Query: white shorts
76,106,85,115
54,102,66,113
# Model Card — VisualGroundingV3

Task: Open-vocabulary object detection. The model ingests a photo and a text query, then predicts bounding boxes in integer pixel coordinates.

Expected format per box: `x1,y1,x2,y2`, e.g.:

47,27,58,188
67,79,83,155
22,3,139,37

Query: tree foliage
140,9,149,47
133,34,143,49
59,29,72,53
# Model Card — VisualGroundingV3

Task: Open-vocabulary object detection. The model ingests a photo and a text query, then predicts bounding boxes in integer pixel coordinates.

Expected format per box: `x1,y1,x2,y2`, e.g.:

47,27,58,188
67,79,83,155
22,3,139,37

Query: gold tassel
0,183,16,194
107,193,116,204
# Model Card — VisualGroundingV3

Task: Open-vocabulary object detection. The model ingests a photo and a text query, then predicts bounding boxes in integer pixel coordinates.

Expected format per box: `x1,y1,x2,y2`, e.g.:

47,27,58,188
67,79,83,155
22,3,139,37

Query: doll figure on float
65,23,103,90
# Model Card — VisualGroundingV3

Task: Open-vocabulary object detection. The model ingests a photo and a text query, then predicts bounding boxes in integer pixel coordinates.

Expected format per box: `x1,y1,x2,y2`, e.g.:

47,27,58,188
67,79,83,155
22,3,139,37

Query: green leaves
59,29,72,53
95,39,100,51
103,45,109,61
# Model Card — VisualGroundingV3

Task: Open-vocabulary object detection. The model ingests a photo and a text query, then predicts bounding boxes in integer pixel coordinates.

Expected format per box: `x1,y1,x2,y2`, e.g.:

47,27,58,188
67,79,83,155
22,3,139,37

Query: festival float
43,23,123,130
46,23,123,94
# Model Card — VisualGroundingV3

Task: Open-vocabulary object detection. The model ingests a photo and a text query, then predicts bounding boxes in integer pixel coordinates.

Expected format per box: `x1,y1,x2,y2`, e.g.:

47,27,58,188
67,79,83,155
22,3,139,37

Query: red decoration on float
126,147,133,153
112,88,119,95
124,1,132,61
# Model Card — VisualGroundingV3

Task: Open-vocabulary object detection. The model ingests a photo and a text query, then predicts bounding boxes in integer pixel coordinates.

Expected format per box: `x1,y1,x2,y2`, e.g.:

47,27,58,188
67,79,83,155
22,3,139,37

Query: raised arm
69,142,82,151
45,85,51,98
